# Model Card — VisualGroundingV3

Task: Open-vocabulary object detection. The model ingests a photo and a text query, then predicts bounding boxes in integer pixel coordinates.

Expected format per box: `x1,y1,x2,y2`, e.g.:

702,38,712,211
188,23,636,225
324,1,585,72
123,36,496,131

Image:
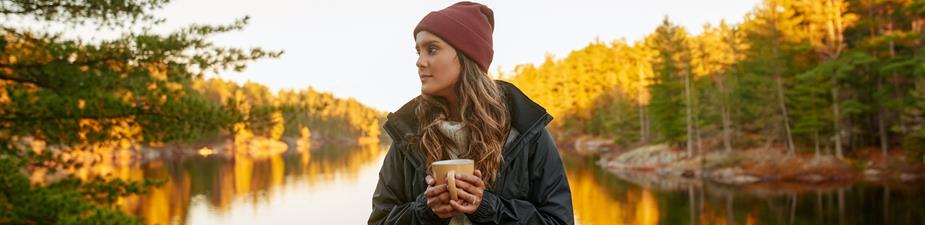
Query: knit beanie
414,1,494,73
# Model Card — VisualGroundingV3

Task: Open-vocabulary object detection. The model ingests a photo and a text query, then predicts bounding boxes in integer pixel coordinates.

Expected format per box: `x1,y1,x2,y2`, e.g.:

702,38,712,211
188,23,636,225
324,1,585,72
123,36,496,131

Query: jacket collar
383,80,552,163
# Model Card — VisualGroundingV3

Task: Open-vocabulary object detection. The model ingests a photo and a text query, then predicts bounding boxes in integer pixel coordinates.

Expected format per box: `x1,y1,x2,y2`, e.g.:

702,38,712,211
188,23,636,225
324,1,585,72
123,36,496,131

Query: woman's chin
420,85,437,96
421,84,452,97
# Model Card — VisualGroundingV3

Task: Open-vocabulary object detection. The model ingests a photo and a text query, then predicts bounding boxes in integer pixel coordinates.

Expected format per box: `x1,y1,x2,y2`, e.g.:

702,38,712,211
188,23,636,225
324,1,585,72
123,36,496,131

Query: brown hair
415,52,509,187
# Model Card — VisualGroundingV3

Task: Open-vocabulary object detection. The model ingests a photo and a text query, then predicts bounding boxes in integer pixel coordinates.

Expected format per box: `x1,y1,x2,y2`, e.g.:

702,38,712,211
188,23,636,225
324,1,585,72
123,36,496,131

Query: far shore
563,136,925,192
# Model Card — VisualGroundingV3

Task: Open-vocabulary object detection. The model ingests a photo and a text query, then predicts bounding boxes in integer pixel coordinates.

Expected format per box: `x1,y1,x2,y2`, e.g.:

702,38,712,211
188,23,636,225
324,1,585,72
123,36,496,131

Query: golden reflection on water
38,141,923,225
92,141,386,225
567,160,659,225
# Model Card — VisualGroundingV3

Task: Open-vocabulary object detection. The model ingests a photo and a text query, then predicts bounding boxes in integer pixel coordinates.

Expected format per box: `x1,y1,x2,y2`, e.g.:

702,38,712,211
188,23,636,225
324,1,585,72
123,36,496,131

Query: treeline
192,78,381,143
508,0,925,160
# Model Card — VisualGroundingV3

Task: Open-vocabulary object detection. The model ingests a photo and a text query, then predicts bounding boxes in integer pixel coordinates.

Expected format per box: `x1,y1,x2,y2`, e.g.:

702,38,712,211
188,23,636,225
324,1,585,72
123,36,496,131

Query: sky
70,0,762,111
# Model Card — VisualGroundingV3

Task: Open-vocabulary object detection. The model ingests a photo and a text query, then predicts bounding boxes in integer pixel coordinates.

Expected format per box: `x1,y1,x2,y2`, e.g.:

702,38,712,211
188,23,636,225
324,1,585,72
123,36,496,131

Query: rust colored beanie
414,1,494,73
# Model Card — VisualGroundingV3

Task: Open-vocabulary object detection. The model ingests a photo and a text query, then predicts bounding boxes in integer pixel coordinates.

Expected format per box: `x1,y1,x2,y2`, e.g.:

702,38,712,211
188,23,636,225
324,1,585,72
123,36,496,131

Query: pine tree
646,18,693,153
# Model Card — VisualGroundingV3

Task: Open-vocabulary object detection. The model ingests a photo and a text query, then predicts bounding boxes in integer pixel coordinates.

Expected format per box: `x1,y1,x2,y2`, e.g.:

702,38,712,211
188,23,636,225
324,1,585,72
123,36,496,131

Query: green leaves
0,0,169,27
0,1,289,224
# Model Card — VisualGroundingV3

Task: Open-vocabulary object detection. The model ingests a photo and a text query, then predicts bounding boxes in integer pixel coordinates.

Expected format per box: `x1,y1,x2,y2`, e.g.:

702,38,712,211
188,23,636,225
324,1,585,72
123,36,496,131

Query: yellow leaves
165,82,183,92
233,122,253,153
510,40,658,126
297,126,312,153
269,111,285,140
78,99,86,110
77,117,143,155
78,119,103,142
0,67,12,76
797,0,855,58
0,82,9,106
147,63,168,81
116,91,133,106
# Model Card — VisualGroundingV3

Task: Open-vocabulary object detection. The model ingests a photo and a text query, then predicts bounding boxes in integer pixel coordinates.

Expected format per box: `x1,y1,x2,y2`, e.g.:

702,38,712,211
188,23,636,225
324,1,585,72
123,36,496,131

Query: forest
508,0,925,161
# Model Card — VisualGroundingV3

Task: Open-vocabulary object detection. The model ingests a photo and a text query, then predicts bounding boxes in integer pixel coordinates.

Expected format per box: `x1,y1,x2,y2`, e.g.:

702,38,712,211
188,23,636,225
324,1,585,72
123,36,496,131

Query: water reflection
566,155,659,225
562,152,925,225
110,142,386,225
74,141,924,225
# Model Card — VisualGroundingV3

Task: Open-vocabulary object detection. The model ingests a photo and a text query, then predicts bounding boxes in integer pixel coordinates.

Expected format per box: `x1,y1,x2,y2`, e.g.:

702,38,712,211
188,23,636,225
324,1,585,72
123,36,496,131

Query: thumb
474,170,482,178
425,175,434,185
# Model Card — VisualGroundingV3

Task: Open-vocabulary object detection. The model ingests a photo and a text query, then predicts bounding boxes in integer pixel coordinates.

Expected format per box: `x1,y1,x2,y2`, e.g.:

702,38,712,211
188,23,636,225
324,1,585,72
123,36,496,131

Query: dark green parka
368,81,574,225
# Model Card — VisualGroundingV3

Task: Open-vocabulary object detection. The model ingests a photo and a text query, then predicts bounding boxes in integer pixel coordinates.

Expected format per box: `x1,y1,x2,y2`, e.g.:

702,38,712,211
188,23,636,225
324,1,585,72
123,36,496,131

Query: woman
368,2,574,225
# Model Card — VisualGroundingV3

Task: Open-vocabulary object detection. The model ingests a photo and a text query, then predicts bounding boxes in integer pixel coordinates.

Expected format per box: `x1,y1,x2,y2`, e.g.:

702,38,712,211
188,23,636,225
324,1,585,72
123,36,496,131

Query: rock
900,173,920,181
709,167,760,185
864,169,880,176
611,144,680,167
574,137,614,155
797,174,827,183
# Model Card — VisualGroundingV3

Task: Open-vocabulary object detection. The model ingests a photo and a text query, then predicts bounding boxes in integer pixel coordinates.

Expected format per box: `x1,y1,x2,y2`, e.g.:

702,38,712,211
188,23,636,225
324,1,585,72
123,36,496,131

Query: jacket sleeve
368,143,449,225
467,128,575,225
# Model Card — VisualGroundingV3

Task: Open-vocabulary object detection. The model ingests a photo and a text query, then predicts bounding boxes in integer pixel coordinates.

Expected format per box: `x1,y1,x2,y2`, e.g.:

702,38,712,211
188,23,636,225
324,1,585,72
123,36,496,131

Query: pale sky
65,0,763,111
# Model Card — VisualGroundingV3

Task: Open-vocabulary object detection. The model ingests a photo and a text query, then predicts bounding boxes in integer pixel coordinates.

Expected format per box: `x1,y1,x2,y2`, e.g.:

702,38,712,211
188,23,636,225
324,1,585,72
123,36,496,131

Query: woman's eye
428,47,438,55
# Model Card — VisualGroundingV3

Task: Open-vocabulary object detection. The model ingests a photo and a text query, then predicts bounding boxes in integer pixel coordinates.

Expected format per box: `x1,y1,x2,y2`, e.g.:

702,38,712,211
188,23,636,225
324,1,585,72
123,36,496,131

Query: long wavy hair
416,52,509,188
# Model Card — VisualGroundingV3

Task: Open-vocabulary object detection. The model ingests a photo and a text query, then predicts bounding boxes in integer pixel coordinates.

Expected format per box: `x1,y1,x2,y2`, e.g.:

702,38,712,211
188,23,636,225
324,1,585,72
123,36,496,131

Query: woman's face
415,30,461,98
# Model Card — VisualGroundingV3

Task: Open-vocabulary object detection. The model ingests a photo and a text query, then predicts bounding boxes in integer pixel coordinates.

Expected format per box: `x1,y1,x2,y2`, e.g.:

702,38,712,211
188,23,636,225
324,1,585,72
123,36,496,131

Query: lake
109,142,925,225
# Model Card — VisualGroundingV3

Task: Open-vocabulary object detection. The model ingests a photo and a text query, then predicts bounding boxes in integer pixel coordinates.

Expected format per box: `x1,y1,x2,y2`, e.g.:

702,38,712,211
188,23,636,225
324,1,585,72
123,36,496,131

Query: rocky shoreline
582,141,925,189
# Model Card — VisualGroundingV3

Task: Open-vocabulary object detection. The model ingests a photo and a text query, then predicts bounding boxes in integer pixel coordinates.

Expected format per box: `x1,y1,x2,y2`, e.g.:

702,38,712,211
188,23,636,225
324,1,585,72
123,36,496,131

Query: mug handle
447,170,458,201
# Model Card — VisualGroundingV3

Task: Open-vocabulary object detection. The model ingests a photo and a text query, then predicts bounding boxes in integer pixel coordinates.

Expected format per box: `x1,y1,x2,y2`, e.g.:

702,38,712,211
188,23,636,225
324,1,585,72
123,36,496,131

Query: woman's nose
416,55,426,69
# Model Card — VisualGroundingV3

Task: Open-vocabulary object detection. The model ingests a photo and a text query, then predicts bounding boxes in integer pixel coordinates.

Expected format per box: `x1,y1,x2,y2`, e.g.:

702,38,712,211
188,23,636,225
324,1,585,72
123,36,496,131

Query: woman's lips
419,74,433,82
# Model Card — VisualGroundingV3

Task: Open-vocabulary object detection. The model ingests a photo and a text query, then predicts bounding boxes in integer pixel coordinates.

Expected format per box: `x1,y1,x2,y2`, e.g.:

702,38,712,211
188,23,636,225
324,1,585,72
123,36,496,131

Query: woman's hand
424,175,457,218
449,170,485,214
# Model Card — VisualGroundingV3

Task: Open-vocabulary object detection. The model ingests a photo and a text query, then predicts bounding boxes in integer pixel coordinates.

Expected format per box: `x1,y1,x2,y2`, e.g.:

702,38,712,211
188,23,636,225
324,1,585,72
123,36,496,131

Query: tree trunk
720,89,733,153
767,0,795,153
686,67,694,157
775,73,796,153
832,83,844,159
878,17,891,156
879,102,889,155
638,66,649,144
814,130,821,157
715,65,733,153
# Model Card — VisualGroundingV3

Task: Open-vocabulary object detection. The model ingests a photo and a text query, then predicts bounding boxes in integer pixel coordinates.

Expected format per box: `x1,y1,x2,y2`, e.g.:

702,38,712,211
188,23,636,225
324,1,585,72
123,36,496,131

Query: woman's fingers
425,184,447,198
455,173,484,188
452,178,484,197
427,189,450,205
432,203,454,213
432,204,456,218
453,173,485,197
425,172,483,216
449,199,478,214
453,187,480,205
427,191,456,219
425,174,459,218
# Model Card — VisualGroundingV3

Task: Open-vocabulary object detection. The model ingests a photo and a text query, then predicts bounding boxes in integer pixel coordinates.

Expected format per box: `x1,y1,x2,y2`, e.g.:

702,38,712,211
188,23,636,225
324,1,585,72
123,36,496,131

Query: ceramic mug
431,159,475,201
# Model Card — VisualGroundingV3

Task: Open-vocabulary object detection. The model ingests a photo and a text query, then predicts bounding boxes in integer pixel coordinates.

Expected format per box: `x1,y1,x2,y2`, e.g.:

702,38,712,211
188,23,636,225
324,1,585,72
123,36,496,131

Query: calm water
111,142,925,225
